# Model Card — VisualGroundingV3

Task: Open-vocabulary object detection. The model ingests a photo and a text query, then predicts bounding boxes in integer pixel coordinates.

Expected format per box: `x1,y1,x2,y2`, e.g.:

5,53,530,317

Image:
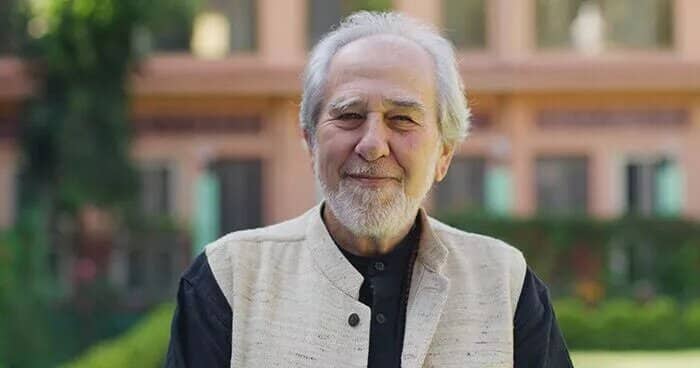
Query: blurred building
1,0,700,297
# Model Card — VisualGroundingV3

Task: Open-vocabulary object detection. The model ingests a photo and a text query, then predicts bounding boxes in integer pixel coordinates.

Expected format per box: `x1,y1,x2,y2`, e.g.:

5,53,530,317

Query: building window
119,232,186,305
307,0,392,48
139,165,172,218
536,156,589,215
434,157,486,213
212,160,262,234
625,158,681,216
150,3,195,51
442,0,486,50
153,0,256,54
536,0,672,51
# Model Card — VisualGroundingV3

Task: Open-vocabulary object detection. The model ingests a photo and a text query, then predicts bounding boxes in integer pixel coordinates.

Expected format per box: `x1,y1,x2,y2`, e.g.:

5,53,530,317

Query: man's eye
390,115,416,123
337,112,364,120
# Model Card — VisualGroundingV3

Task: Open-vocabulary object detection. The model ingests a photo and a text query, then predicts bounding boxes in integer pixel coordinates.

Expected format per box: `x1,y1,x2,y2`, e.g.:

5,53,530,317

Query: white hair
300,11,471,147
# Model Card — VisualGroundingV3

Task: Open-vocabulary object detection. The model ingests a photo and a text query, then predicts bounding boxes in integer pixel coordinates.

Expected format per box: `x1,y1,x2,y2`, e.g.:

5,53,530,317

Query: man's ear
434,142,456,183
303,129,314,154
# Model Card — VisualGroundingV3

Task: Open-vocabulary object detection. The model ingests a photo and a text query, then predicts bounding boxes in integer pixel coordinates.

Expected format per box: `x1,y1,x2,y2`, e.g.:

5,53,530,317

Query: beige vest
205,204,526,367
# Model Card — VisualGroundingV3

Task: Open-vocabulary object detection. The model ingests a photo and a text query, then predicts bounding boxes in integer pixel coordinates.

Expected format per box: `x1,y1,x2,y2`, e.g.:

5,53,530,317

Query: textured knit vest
205,204,526,368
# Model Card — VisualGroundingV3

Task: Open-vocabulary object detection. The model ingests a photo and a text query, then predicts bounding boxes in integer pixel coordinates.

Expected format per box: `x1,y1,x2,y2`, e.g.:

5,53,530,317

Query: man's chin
325,195,417,239
340,182,400,205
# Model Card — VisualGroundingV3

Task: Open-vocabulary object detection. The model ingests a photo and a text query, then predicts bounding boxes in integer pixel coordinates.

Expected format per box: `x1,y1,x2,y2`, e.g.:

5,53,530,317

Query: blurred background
0,0,699,367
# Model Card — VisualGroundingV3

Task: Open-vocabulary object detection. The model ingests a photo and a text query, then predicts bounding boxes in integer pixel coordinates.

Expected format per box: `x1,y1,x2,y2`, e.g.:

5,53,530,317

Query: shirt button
374,261,385,271
375,313,386,324
348,313,360,327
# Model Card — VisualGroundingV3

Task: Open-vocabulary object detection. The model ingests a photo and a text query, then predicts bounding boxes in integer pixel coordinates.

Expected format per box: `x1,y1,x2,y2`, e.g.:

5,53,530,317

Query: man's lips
345,174,400,184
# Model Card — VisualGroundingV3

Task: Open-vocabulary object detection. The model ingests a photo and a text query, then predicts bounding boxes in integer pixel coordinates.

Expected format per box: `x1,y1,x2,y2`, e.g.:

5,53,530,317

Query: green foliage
346,0,393,13
61,297,700,364
438,212,700,300
14,0,197,215
0,0,19,54
62,304,175,368
553,299,596,348
2,1,193,366
17,0,148,213
440,212,607,287
148,0,200,51
1,227,135,367
556,298,700,350
598,298,679,349
684,301,700,346
0,229,53,367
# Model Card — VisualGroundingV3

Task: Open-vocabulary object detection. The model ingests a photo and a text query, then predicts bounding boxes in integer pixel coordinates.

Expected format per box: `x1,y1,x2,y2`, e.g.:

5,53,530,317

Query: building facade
2,0,700,238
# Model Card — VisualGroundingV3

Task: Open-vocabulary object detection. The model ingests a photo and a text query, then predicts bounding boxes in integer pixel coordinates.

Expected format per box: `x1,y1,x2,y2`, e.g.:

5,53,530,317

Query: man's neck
322,204,417,257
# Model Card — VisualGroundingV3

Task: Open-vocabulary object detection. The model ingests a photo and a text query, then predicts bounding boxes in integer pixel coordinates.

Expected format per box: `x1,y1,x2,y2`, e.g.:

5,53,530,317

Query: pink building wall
1,0,699,229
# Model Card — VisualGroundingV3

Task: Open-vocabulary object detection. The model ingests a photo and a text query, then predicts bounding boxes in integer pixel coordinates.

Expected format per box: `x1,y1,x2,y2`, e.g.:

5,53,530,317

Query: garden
9,213,692,367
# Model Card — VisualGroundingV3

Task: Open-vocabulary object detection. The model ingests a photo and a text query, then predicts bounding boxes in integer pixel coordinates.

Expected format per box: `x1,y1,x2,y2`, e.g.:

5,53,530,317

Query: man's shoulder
199,208,317,305
428,216,525,265
205,207,314,258
428,216,528,309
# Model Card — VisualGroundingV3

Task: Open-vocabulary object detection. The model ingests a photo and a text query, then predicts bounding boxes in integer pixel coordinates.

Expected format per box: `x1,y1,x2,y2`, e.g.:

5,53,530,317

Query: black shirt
336,222,420,368
165,246,573,368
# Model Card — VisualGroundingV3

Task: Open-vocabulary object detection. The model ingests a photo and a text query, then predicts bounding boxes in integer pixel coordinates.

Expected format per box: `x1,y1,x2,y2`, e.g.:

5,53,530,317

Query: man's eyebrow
327,96,366,114
385,98,426,113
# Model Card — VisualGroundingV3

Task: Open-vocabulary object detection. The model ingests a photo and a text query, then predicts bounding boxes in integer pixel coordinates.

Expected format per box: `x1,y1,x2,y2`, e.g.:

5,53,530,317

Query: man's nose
354,113,389,161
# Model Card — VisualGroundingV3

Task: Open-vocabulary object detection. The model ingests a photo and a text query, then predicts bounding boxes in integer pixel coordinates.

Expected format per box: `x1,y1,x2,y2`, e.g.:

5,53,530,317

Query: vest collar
416,209,449,273
305,203,365,300
304,202,449,299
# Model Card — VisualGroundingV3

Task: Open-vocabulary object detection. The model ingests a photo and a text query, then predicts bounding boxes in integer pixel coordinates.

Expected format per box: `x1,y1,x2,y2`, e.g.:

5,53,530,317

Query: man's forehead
335,34,430,61
327,94,426,112
326,34,435,81
323,35,436,112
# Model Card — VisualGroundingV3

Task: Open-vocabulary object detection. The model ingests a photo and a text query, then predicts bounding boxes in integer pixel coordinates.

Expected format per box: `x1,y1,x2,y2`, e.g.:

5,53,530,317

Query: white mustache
343,165,402,179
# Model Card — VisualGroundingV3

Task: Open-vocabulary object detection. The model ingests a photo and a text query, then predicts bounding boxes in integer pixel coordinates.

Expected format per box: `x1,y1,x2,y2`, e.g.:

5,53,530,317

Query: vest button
348,313,360,327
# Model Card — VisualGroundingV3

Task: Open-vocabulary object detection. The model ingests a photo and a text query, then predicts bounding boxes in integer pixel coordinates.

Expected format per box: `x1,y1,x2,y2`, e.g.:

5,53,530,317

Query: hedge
438,213,700,300
61,304,174,368
556,298,700,350
685,300,700,345
62,297,700,365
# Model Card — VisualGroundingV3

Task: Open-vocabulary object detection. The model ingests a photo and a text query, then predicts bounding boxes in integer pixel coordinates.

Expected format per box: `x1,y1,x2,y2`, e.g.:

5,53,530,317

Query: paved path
572,350,700,368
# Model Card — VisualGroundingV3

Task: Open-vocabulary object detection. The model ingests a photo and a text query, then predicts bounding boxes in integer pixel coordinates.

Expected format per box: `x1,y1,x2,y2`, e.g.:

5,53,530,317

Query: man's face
309,35,454,238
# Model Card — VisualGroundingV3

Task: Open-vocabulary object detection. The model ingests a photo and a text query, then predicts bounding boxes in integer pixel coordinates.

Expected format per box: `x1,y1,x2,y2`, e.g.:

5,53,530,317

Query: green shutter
655,161,682,216
193,170,220,256
485,165,513,216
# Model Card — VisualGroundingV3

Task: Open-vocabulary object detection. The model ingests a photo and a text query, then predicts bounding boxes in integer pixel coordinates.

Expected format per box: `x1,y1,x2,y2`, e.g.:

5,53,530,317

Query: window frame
138,161,177,219
306,0,394,50
440,0,489,51
533,0,674,52
150,0,259,56
621,155,680,217
433,155,488,214
535,155,590,216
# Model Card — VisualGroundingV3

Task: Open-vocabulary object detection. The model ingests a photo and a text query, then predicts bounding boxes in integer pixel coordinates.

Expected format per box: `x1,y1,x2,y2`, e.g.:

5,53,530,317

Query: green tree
0,0,195,366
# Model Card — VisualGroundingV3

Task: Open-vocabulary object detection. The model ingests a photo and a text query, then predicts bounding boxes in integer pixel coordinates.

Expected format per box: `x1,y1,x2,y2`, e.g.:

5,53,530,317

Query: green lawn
571,350,700,368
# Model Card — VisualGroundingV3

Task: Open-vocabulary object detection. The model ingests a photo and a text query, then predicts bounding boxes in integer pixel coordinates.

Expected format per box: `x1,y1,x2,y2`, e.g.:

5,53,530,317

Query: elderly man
166,12,572,368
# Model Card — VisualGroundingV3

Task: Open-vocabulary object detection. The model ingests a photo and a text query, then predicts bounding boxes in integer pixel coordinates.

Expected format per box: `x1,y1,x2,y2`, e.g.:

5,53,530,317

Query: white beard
314,149,438,239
